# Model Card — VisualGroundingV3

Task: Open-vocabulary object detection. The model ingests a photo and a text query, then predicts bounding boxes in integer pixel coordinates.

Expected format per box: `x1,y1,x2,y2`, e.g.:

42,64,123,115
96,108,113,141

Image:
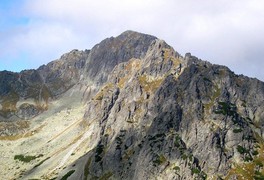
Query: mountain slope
0,31,264,180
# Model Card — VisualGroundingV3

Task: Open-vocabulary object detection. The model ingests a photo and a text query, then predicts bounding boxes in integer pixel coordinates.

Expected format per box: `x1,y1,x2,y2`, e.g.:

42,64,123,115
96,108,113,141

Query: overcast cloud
0,0,264,81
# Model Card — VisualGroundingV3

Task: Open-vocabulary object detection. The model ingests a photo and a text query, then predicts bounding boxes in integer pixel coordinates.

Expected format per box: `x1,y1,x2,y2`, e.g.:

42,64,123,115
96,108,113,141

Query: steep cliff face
84,30,157,85
1,31,264,180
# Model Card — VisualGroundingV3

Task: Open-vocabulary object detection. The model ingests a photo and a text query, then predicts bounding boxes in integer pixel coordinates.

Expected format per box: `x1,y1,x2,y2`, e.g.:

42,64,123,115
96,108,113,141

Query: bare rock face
16,103,40,120
83,30,157,85
0,70,48,121
1,31,264,180
37,49,90,97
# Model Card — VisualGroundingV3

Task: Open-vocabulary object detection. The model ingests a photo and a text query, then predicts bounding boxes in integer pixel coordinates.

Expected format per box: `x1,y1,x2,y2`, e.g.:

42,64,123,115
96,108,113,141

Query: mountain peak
117,30,157,40
1,31,264,180
84,30,157,83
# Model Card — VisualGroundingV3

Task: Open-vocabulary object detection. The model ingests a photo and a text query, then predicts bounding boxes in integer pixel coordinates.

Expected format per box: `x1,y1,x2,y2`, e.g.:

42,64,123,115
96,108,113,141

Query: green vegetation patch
225,133,264,179
14,154,43,163
99,172,113,180
233,128,243,133
174,134,181,147
241,100,247,107
173,165,180,172
153,154,167,166
191,168,201,174
95,144,105,162
148,133,165,141
204,85,220,112
148,133,166,148
93,83,114,100
191,167,207,179
138,75,163,93
214,101,237,116
173,134,187,156
33,157,50,168
60,170,75,180
203,77,211,83
236,145,249,155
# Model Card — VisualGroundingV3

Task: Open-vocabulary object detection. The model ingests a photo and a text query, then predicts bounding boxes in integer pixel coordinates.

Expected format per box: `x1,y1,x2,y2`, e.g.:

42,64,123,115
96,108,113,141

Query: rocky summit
0,30,264,180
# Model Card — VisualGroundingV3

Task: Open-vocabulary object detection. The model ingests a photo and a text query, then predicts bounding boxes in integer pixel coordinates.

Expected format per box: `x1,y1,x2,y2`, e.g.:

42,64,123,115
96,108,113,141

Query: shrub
153,154,166,166
95,144,104,162
233,128,243,133
237,145,248,154
14,154,43,163
191,168,200,174
173,165,180,171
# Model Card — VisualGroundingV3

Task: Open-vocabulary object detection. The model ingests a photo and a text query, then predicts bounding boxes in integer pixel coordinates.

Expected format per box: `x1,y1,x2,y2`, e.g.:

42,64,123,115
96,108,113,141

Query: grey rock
16,103,40,120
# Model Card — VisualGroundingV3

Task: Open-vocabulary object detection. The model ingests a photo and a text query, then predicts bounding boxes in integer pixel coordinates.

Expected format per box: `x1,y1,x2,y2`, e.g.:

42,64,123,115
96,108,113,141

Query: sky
0,0,264,81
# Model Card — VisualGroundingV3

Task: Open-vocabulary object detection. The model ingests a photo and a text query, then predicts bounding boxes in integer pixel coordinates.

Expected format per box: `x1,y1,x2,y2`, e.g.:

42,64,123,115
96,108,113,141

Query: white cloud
1,22,86,66
0,0,264,80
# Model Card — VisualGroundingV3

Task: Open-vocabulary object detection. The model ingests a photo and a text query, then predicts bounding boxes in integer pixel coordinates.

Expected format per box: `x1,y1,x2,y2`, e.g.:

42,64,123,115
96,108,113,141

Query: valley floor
0,97,93,180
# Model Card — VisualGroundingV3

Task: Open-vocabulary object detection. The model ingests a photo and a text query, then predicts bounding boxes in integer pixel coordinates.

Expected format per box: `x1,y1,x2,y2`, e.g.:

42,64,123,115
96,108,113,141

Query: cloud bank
0,0,264,81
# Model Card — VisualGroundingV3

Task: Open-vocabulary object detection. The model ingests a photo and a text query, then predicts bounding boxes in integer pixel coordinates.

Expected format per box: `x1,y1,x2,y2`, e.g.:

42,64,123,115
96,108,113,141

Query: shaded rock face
0,50,88,121
37,49,90,96
16,103,40,120
0,70,48,120
1,31,264,180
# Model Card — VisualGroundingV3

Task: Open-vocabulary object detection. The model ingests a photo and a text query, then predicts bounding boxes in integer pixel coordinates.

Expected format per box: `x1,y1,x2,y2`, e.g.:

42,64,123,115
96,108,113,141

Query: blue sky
0,0,29,71
1,0,264,81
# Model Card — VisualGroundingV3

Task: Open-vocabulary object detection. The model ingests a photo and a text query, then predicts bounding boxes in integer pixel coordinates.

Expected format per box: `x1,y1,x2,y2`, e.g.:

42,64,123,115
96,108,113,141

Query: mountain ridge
0,30,156,122
0,30,264,180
